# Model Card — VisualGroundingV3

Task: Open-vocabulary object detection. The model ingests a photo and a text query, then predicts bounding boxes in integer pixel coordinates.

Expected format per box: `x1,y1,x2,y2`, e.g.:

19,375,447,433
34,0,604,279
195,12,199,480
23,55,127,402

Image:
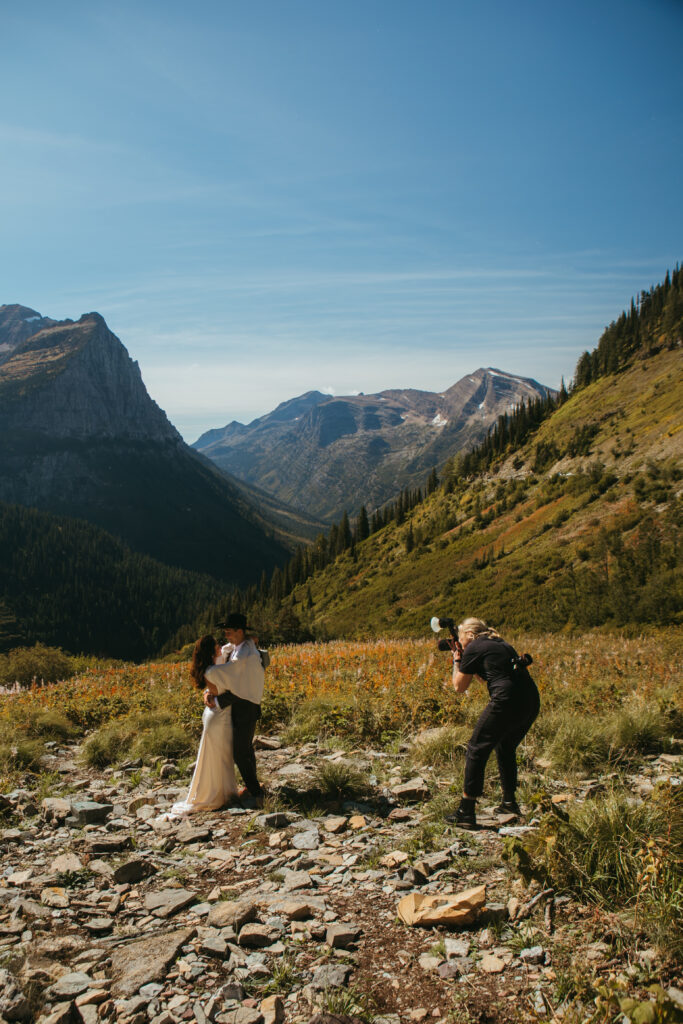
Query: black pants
463,686,540,799
216,693,263,796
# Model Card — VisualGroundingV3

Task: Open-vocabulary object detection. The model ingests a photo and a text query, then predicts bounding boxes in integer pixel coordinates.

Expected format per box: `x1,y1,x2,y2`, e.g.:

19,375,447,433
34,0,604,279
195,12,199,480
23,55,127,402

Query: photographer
446,617,540,829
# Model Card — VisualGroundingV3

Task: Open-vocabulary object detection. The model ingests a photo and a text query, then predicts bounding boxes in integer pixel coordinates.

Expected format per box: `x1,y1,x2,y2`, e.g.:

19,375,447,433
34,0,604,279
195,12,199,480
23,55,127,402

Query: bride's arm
202,676,219,707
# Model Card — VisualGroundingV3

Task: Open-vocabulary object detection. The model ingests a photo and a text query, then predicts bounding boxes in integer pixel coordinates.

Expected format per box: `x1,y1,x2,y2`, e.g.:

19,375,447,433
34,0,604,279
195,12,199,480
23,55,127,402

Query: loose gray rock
76,1006,99,1024
238,923,274,948
143,888,197,918
41,797,71,823
325,923,362,949
200,935,230,960
322,815,348,834
40,887,69,908
253,736,281,750
86,834,132,854
113,858,156,884
127,795,156,813
50,853,83,875
176,823,212,844
414,851,451,875
498,825,535,837
110,927,196,997
220,980,247,1001
445,937,470,959
207,899,257,931
70,800,112,825
0,968,31,1021
255,813,293,829
50,971,93,999
438,960,468,979
390,777,430,801
281,869,314,891
268,898,322,920
402,866,428,886
139,983,164,998
221,1009,264,1024
519,945,545,964
310,964,353,990
83,916,113,934
482,902,508,924
292,831,319,851
37,1004,74,1024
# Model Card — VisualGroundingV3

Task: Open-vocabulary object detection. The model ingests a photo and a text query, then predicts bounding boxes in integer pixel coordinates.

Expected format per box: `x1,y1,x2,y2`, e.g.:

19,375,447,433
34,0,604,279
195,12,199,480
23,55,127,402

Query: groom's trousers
216,692,263,796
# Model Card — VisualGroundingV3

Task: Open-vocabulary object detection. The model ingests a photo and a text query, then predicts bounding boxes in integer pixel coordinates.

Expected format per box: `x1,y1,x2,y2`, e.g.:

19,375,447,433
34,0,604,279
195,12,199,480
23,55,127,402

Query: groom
205,613,265,807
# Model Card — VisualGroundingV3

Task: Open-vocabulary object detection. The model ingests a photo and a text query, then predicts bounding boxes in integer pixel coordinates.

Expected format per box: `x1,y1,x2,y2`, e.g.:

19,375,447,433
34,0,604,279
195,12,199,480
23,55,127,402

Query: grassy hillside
224,267,682,642
249,344,681,640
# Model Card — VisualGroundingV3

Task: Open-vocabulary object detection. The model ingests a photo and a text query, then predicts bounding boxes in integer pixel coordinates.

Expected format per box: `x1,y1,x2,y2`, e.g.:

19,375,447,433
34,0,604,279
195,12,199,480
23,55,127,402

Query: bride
170,635,238,816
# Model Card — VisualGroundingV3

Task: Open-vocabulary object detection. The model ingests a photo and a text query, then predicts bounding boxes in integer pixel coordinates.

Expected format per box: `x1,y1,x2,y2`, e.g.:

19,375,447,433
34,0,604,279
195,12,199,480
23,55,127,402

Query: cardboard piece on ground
397,885,486,927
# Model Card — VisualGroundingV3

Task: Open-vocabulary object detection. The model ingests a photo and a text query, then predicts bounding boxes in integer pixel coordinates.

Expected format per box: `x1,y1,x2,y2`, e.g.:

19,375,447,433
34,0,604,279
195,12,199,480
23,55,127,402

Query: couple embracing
171,613,267,817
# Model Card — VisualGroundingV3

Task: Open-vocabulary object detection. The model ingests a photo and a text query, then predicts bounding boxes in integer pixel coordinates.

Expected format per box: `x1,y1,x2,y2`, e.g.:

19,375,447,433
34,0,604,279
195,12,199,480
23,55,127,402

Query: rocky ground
0,737,681,1024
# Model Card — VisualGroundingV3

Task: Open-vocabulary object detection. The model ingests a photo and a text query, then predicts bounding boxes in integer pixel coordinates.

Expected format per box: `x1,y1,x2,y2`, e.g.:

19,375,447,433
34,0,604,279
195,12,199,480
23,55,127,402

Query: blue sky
2,0,681,441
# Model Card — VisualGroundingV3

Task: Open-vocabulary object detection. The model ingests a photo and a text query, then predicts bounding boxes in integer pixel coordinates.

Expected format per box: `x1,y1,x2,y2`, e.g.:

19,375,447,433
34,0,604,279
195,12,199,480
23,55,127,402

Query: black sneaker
445,806,477,829
494,799,522,816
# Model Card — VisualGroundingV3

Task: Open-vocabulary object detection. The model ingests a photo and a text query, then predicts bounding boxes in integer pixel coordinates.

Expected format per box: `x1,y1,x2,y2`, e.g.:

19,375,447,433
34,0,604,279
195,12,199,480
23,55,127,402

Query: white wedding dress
169,701,238,816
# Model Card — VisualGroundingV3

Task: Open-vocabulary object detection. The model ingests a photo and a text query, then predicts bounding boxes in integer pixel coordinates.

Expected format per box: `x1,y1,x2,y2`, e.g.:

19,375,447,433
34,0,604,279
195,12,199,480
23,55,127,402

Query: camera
430,615,459,652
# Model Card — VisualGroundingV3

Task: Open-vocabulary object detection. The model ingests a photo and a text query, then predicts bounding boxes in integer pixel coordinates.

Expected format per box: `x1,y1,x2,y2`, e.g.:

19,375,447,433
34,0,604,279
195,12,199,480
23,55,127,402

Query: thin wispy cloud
1,2,680,440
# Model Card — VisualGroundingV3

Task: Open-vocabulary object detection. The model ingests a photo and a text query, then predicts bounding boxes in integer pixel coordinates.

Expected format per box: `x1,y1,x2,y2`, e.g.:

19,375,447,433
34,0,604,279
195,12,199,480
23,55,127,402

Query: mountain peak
0,305,290,585
0,309,179,442
0,304,58,364
194,369,555,522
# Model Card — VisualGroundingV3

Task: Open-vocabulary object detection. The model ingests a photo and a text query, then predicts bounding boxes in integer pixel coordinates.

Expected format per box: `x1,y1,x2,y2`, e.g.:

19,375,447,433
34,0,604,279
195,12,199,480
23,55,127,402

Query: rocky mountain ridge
193,370,555,523
0,311,179,443
0,304,58,365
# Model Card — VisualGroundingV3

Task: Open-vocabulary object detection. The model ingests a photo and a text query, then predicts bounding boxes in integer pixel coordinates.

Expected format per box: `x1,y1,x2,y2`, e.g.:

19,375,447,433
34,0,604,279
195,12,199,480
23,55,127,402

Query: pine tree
357,506,370,542
339,511,352,552
405,523,415,553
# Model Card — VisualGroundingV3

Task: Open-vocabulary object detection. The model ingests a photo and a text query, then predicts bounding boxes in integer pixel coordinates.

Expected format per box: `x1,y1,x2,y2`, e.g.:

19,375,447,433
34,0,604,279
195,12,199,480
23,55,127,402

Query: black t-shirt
459,634,536,700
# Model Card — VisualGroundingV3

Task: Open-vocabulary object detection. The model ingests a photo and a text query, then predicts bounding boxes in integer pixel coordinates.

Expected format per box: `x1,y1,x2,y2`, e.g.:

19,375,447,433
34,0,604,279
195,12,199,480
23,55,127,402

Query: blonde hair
459,617,501,640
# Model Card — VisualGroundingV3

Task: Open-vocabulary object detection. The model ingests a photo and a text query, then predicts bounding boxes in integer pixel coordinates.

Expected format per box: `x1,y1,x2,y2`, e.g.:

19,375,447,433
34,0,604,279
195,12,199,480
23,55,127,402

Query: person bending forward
448,617,540,829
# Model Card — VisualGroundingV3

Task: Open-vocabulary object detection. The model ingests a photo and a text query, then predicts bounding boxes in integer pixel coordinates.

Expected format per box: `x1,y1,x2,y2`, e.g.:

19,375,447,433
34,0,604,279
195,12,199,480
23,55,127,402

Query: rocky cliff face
193,368,555,522
0,307,288,584
0,313,180,442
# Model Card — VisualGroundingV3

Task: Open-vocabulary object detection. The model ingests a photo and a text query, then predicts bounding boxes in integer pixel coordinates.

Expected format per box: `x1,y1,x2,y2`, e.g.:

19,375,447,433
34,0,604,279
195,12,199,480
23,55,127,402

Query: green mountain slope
297,351,680,637
235,267,682,639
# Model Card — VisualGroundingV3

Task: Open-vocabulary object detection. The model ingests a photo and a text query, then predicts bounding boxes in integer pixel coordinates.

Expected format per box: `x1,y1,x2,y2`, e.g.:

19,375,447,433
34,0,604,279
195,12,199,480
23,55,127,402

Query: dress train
169,703,237,816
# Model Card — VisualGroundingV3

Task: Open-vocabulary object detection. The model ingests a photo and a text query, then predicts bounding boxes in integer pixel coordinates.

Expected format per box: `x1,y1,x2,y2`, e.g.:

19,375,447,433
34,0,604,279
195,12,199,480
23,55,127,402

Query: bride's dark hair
190,634,216,690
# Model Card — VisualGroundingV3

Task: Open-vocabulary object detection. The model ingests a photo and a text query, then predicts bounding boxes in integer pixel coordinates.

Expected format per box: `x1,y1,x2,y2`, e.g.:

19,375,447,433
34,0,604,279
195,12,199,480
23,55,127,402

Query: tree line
574,264,682,387
0,502,224,660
